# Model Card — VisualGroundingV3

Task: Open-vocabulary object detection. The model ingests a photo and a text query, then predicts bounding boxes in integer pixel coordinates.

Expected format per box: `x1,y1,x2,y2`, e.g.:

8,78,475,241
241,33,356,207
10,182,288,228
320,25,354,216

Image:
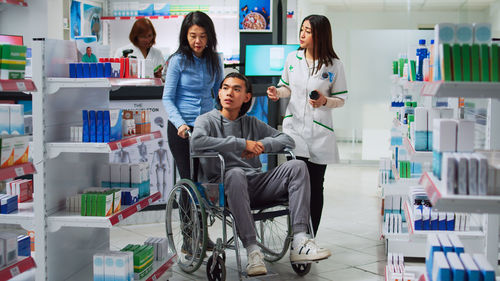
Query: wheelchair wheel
254,206,291,262
206,254,226,281
291,262,312,276
166,179,208,273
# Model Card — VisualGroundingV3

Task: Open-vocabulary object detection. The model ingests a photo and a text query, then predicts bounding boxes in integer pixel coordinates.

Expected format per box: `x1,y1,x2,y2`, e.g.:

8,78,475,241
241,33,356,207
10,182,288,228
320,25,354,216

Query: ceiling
308,0,498,11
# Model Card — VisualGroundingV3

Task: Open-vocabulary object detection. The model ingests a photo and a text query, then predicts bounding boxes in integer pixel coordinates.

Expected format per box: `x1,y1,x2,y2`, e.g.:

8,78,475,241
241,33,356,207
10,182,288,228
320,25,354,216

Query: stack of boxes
69,57,155,79
426,233,495,281
66,188,121,217
5,179,33,202
0,44,27,80
122,110,152,137
121,244,154,279
387,253,415,281
144,237,168,261
0,232,19,267
0,194,18,214
103,163,150,199
80,109,122,143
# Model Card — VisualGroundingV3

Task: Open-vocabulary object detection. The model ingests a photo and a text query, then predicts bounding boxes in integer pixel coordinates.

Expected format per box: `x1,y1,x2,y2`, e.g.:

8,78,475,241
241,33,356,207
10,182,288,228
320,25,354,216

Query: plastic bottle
416,39,428,81
429,39,435,81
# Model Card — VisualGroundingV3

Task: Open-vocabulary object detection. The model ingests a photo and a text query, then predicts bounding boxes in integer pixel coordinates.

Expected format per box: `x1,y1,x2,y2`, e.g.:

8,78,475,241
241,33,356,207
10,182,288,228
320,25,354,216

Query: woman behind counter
114,18,165,78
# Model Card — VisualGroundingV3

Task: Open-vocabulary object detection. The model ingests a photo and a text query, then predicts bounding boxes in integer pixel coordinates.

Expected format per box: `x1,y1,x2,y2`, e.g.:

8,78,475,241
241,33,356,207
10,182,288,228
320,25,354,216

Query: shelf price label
10,266,20,276
0,83,3,91
14,167,24,177
136,204,141,212
16,82,27,91
152,274,158,280
118,214,123,222
148,198,153,204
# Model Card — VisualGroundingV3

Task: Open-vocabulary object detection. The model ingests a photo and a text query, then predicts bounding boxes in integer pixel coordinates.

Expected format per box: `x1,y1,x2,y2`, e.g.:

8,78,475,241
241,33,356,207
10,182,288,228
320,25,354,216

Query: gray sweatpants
224,159,311,248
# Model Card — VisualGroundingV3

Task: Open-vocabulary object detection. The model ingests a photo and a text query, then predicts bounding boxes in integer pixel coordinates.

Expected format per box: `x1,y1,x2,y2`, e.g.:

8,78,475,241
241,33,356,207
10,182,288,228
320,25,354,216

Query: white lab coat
278,50,348,165
114,43,165,71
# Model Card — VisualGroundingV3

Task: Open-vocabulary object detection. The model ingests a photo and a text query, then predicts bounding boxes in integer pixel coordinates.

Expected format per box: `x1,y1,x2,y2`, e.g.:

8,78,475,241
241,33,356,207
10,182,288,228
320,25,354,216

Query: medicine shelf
0,162,36,181
402,200,484,237
0,201,34,230
420,81,500,98
0,0,27,7
403,137,433,163
381,178,419,197
0,79,36,92
47,191,161,232
45,78,162,94
0,256,36,281
46,131,162,159
420,172,500,214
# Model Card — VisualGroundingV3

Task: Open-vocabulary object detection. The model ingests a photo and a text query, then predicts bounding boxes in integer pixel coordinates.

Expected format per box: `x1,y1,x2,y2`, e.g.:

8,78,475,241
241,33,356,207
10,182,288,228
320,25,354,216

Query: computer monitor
245,44,300,76
0,35,23,45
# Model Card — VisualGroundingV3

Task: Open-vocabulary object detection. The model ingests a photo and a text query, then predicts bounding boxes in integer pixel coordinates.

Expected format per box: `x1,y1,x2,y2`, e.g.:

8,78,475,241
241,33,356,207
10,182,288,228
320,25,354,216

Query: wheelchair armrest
191,151,221,159
266,148,296,159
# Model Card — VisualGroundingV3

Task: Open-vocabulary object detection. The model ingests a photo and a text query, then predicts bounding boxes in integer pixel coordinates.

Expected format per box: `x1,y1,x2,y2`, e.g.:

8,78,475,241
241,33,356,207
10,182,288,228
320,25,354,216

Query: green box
410,60,417,81
0,45,27,79
96,194,105,216
471,44,481,81
393,61,398,75
81,194,87,216
412,101,417,107
90,194,97,216
441,44,453,81
86,194,92,216
452,44,462,81
491,44,499,82
480,44,490,82
406,161,411,178
462,44,472,81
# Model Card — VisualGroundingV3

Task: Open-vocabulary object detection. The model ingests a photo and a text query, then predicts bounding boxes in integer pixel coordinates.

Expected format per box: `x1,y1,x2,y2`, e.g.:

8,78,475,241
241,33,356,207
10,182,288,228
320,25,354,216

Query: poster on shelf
239,0,272,32
109,100,174,204
83,3,103,43
70,1,81,39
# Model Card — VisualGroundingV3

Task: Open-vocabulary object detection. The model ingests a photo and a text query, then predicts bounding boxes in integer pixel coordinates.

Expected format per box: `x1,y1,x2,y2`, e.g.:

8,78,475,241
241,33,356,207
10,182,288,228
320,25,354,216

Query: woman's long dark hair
170,11,221,79
300,15,339,74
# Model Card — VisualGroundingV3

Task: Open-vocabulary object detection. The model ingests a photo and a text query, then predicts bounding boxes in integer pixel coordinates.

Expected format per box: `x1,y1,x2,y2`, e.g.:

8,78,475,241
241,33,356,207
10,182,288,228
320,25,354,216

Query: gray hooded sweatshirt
191,109,295,182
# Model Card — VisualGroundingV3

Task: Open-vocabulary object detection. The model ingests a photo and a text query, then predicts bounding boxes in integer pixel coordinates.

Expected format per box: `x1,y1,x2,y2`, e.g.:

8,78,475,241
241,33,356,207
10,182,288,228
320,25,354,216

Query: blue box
109,109,122,142
82,63,90,78
96,63,104,78
82,110,90,142
89,110,96,142
0,195,18,214
459,253,480,281
415,131,428,151
69,63,77,78
120,188,139,205
104,63,111,77
96,111,103,142
446,213,455,231
17,235,30,257
89,63,97,78
76,63,84,78
103,111,110,142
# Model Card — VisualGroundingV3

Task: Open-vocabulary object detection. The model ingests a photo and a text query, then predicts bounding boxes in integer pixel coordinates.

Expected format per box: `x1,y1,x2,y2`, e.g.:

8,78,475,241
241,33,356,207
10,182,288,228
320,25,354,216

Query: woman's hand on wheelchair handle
177,124,190,139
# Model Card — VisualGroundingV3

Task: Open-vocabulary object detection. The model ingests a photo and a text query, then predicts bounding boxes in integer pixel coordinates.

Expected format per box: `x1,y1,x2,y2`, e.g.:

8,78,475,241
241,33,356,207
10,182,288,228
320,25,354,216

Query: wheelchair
165,142,313,280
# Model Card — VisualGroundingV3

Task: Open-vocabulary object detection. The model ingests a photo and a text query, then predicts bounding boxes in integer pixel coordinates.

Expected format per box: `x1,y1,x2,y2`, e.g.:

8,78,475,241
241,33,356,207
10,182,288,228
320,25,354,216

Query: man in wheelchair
191,72,331,276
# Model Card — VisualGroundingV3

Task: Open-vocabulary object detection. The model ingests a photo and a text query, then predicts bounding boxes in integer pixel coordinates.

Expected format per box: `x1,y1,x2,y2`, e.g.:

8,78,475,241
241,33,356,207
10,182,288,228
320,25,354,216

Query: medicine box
0,232,18,265
9,104,24,135
0,45,27,79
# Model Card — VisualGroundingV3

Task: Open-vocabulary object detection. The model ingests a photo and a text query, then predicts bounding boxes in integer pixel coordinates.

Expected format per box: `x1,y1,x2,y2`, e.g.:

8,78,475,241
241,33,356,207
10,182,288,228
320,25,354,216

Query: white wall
491,1,500,38
0,1,50,46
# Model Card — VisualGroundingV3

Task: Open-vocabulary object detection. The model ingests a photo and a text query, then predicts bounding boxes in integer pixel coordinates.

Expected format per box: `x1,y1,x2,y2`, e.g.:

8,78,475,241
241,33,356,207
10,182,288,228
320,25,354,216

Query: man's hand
242,140,264,158
267,86,279,101
177,124,190,139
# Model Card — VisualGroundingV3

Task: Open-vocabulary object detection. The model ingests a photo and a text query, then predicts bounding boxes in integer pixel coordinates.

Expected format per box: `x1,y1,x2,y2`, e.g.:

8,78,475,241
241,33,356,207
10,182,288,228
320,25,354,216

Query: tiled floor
111,164,393,280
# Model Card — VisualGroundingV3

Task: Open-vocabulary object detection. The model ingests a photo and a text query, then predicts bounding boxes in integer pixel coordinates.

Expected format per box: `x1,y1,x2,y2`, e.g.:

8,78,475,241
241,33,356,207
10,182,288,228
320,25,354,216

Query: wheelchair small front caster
206,254,226,281
291,262,312,276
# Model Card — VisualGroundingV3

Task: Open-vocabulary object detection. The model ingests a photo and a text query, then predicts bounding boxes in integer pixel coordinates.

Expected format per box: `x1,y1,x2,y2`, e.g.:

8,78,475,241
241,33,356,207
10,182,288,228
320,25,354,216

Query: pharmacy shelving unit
30,38,172,280
0,256,36,281
420,81,500,271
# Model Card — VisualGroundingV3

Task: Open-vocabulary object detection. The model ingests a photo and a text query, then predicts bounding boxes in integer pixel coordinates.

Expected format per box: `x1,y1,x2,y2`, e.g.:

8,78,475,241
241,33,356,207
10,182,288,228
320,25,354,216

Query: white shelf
0,256,36,280
403,137,432,163
420,172,500,214
0,201,34,230
47,192,161,232
0,79,36,92
382,178,419,197
0,162,36,181
46,131,162,159
420,81,500,98
46,78,111,94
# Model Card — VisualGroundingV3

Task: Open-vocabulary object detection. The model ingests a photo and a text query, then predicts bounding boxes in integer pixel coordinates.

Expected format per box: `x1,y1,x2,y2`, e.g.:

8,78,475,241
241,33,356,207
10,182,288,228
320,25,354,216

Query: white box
104,254,114,281
456,120,474,152
12,135,30,165
433,119,457,152
446,252,465,281
473,23,492,44
456,23,474,44
99,164,111,188
0,232,18,265
435,23,456,44
428,108,440,132
124,251,134,281
414,107,428,131
448,233,464,254
110,163,121,188
0,136,15,168
120,164,131,188
0,105,10,135
432,251,451,281
440,108,454,119
459,253,480,281
437,232,454,253
112,253,129,281
455,153,468,195
0,236,4,267
476,154,488,195
442,153,458,195
466,155,478,195
93,254,105,281
472,254,495,281
9,104,24,135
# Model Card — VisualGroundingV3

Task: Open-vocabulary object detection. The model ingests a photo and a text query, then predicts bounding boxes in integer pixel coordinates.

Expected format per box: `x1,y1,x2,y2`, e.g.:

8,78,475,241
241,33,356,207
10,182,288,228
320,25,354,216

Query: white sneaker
246,250,267,276
290,238,331,262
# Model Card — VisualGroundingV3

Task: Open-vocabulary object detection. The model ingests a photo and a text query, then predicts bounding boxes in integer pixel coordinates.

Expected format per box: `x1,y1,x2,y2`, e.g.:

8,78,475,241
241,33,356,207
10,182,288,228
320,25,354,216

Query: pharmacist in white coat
114,18,165,78
268,14,347,235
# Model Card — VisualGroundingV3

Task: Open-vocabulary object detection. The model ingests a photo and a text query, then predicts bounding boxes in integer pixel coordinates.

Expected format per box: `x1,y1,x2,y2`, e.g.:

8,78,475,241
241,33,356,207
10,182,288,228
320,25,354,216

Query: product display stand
29,38,172,280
